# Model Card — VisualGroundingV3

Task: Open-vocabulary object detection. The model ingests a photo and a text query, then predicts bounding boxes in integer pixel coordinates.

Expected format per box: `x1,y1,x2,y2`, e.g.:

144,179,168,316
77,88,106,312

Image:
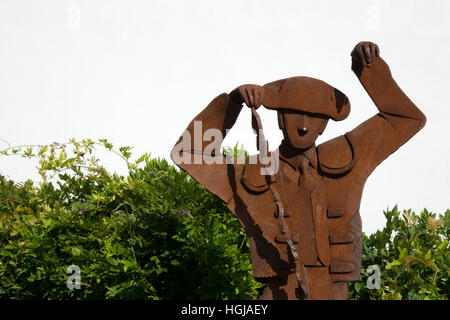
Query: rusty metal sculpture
171,42,426,299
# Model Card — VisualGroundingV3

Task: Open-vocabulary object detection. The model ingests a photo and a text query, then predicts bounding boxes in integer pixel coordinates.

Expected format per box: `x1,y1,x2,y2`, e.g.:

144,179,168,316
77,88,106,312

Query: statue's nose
299,115,308,132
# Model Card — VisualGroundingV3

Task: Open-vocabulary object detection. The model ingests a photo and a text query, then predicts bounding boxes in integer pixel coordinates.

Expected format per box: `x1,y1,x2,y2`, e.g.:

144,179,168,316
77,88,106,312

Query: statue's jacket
171,57,426,283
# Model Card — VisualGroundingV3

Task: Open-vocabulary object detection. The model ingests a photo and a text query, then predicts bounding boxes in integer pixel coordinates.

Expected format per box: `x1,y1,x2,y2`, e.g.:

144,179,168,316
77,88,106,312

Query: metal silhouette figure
171,42,426,299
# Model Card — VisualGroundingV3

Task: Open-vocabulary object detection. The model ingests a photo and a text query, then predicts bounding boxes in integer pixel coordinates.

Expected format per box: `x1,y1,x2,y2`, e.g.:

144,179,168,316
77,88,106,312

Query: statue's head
262,76,350,150
277,110,328,149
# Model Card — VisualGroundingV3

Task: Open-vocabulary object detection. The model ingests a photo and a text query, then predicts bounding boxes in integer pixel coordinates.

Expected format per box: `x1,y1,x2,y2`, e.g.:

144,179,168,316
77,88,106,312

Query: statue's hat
262,76,350,121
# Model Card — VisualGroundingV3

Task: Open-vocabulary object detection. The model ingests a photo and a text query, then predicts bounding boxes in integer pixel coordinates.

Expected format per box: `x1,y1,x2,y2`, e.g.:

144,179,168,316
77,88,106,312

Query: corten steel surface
171,42,426,300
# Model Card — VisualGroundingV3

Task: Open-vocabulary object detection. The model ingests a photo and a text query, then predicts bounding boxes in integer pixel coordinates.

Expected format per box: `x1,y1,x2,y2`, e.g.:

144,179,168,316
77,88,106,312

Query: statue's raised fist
231,84,265,109
351,41,380,75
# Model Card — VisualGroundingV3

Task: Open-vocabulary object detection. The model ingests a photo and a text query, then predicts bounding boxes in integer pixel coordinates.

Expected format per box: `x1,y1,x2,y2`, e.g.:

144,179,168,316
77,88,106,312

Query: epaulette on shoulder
317,132,359,176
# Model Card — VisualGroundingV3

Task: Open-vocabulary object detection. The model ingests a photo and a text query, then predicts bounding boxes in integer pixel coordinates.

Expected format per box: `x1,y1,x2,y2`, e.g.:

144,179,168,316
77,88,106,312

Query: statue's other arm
170,85,264,204
348,41,427,178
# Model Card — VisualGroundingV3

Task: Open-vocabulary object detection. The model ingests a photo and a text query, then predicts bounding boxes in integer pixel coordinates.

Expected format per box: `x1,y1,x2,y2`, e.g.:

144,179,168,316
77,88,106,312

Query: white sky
0,0,449,234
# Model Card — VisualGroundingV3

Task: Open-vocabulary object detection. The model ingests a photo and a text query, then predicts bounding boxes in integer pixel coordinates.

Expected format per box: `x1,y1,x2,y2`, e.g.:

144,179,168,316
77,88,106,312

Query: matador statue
171,41,426,299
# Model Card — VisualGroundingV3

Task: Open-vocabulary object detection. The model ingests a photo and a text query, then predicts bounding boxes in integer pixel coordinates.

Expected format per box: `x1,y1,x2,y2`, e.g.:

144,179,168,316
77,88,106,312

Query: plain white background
0,0,449,234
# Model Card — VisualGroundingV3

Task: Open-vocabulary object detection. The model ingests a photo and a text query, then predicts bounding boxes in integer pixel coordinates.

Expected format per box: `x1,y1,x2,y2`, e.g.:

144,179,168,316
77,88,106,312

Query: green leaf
107,257,119,266
385,260,402,270
438,240,448,251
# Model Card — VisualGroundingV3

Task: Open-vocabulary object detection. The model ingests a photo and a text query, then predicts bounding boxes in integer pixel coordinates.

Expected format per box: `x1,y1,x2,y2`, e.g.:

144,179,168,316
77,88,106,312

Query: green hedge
0,140,448,299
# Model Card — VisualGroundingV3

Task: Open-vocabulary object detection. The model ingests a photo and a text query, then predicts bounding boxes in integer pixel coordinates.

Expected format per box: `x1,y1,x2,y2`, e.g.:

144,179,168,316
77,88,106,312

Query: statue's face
279,110,328,150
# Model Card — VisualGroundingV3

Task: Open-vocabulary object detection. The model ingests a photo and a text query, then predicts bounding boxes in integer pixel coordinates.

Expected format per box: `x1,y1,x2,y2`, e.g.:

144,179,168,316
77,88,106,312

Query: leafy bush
0,139,448,299
0,140,262,299
349,207,449,300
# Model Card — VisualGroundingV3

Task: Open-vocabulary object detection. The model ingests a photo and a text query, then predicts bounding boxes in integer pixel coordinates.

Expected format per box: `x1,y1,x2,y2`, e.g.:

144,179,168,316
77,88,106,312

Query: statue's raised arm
344,41,426,179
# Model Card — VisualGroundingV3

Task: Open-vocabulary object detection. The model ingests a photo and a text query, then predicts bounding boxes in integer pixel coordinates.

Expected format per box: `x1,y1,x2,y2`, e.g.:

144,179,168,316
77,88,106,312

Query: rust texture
171,42,426,299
